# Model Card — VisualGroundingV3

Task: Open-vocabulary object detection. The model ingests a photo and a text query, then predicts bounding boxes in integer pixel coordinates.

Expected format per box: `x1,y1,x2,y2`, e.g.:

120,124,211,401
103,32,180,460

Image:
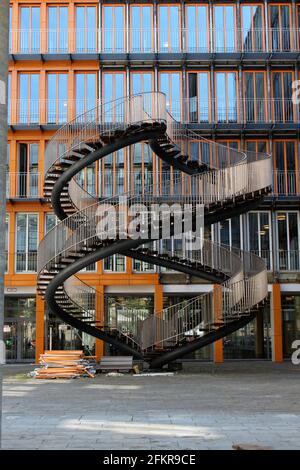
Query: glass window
273,141,297,196
271,72,294,123
241,5,264,52
76,6,97,52
18,143,39,198
45,213,57,235
48,6,68,53
244,72,266,123
216,216,242,249
159,72,181,120
19,6,40,53
103,254,126,272
188,73,209,123
186,5,208,52
99,149,125,198
103,73,125,122
159,5,180,52
47,74,68,124
75,73,97,116
282,295,300,358
269,4,291,51
215,72,237,123
16,213,38,272
214,5,236,52
277,212,299,270
103,6,124,52
131,5,152,52
248,211,272,270
9,6,12,52
19,74,40,124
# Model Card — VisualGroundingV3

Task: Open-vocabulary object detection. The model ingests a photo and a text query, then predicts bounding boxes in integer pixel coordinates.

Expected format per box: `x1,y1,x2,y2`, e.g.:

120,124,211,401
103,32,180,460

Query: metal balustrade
8,28,300,54
15,252,37,273
37,91,272,361
8,98,300,126
6,172,41,199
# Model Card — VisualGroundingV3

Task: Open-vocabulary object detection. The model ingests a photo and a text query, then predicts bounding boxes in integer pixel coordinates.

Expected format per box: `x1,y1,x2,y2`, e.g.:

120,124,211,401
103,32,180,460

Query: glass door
3,321,18,361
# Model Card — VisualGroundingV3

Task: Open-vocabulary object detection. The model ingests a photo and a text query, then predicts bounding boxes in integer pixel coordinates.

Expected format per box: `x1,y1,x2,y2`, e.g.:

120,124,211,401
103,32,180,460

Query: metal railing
15,252,37,273
6,172,41,199
8,28,300,54
8,98,300,126
37,91,271,353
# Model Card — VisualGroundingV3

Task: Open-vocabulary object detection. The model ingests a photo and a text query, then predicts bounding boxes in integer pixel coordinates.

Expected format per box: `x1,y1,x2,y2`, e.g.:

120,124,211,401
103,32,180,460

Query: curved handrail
38,91,272,362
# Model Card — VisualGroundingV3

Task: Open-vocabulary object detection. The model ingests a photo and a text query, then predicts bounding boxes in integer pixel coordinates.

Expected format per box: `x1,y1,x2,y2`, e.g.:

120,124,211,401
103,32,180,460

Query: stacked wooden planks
32,350,96,379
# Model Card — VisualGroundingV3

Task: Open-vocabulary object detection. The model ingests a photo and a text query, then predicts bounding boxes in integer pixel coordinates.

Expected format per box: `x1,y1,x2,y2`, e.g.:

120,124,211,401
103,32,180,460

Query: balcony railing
8,28,300,55
15,251,37,273
8,98,300,126
5,170,300,201
6,172,42,199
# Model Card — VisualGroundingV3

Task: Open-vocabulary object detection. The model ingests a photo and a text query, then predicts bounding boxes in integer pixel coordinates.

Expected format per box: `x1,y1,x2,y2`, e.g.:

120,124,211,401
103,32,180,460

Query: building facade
4,0,300,363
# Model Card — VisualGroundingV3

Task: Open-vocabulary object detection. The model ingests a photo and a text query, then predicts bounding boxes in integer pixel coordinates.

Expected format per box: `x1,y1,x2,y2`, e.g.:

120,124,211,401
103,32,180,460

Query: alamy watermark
291,340,300,365
292,81,300,104
95,196,204,250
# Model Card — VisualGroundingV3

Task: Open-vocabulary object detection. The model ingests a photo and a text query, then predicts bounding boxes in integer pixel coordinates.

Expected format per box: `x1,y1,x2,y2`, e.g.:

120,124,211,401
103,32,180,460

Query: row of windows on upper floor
7,70,300,125
5,141,300,200
4,210,300,274
8,4,300,54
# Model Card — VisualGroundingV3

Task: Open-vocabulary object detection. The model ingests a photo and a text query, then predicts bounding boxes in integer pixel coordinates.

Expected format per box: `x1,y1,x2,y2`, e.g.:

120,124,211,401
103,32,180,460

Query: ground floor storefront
3,283,300,363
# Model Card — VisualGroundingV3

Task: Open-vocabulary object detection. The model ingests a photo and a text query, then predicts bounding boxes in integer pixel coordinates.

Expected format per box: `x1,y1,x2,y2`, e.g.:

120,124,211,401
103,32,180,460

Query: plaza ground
1,362,300,450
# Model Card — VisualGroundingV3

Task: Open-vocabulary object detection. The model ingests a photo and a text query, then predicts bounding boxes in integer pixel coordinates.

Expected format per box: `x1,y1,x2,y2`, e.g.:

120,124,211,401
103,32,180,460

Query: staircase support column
213,284,224,363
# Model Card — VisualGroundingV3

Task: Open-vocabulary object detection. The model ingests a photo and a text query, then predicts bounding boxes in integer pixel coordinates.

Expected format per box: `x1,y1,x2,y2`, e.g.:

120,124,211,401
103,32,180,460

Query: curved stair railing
37,91,272,368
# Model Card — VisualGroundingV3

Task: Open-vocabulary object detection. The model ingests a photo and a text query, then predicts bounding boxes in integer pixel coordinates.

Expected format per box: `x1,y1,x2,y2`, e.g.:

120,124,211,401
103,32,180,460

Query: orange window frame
213,3,237,52
158,71,182,121
157,4,181,52
46,4,69,52
130,71,154,95
240,3,266,52
187,71,211,123
268,3,293,52
74,71,98,114
185,4,209,52
273,140,299,195
243,70,268,123
130,143,153,195
271,70,295,123
99,148,128,198
18,72,40,124
102,4,125,53
214,71,240,123
46,72,68,124
129,4,154,53
18,4,41,53
75,4,98,51
245,140,270,157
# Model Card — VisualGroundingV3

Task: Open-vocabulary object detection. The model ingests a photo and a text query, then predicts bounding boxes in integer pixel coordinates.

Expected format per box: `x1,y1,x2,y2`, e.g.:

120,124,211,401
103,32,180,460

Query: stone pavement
1,361,300,450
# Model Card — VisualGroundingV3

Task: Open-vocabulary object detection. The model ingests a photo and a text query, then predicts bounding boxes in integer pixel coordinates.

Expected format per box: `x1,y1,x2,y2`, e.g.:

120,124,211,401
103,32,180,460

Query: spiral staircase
37,92,272,369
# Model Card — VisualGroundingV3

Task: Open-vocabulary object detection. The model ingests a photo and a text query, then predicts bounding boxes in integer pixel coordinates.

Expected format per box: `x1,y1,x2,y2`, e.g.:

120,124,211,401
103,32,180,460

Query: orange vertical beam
10,69,18,125
69,2,75,53
35,294,45,363
40,69,46,124
272,283,283,362
11,1,18,53
40,2,47,53
213,284,224,363
95,285,104,360
155,284,163,312
68,69,75,120
8,210,15,276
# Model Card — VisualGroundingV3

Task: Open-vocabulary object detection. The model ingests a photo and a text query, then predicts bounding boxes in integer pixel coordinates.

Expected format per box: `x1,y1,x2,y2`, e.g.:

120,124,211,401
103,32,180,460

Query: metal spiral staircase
37,92,272,369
